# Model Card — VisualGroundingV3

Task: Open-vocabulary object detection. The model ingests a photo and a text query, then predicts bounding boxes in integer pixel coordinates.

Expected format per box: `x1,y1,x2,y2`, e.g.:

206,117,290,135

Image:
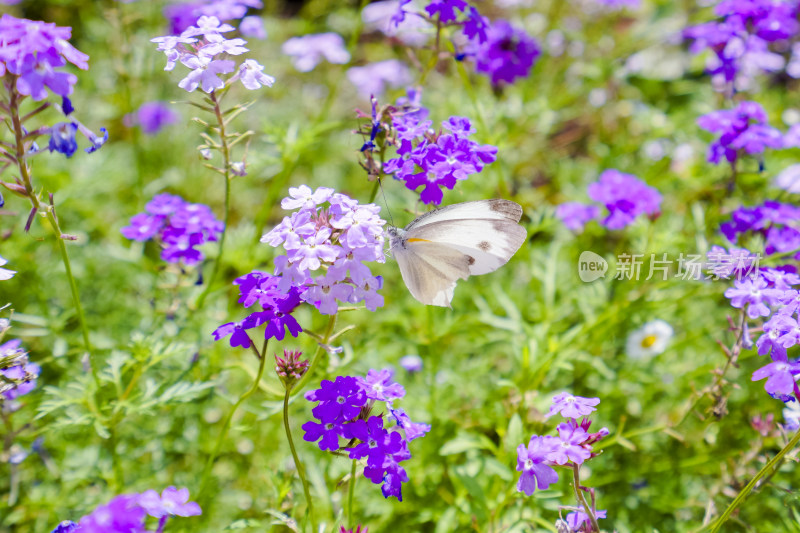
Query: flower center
640,335,658,348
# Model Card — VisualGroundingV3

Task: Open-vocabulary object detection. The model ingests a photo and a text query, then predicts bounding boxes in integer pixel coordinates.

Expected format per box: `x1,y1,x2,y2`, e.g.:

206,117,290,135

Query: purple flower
239,15,267,39
120,213,165,241
546,393,600,419
302,418,348,451
586,170,661,229
306,376,368,423
698,101,782,164
212,319,254,348
177,55,235,93
50,521,79,533
549,422,592,465
724,276,781,318
774,164,800,194
556,202,601,232
399,354,423,373
389,407,431,441
282,33,350,72
77,495,146,533
137,486,201,518
47,122,79,158
425,0,469,23
0,339,40,401
132,102,179,135
357,368,406,402
235,59,275,90
347,60,412,97
516,436,559,495
0,255,14,281
347,416,404,468
471,20,540,86
752,353,800,396
565,509,608,531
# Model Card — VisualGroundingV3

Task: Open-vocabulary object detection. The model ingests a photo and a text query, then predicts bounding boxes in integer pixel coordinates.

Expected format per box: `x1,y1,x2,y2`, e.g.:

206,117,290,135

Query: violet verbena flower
357,368,406,402
212,271,304,348
302,372,428,500
282,33,350,72
121,192,224,266
516,435,559,495
239,15,267,39
77,495,147,533
585,169,661,230
136,486,202,518
546,392,600,419
399,354,423,372
383,90,497,205
163,0,263,35
0,339,40,403
720,201,800,258
151,15,274,93
697,101,783,165
0,254,16,281
130,101,179,135
0,14,88,101
555,202,601,233
260,186,387,314
469,19,540,86
565,509,608,531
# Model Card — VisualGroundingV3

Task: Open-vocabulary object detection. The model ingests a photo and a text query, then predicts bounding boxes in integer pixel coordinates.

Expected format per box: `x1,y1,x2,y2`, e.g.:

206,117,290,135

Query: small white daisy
626,320,673,359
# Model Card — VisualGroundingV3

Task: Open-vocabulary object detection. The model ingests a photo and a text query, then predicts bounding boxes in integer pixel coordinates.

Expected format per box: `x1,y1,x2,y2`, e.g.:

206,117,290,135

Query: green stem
197,340,267,499
6,78,94,378
196,90,232,309
700,429,800,533
290,314,338,397
347,459,357,526
283,387,315,530
572,464,599,533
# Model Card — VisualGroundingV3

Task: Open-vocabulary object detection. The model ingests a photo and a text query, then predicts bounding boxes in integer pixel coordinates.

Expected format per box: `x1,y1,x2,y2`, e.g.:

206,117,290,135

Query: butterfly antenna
378,177,394,227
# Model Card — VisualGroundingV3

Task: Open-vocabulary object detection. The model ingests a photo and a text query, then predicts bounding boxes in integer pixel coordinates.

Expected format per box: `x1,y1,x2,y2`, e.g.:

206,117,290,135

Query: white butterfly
387,199,527,307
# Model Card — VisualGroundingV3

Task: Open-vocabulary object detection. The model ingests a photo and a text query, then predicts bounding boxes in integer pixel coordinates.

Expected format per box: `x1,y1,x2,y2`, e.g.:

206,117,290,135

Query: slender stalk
290,314,338,397
572,464,599,533
195,90,232,309
197,339,267,498
6,80,94,376
283,387,315,530
347,459,357,525
700,429,800,533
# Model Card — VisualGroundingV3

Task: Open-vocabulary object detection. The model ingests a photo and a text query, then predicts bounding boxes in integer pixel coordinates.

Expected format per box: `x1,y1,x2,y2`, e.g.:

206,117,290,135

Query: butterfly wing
405,199,523,231
404,203,526,276
392,240,472,307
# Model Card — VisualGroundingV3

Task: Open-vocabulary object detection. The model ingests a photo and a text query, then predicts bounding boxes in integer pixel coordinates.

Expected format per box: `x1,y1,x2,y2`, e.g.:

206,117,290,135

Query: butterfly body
389,199,526,307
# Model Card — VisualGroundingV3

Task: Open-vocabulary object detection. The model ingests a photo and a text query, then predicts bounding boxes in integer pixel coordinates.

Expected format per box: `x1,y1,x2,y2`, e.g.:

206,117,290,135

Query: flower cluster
302,369,430,500
556,169,662,231
163,0,263,35
0,14,88,101
151,15,274,93
51,487,201,533
261,186,387,314
282,33,350,72
0,339,40,407
378,90,497,205
697,101,783,165
721,201,800,257
684,0,798,92
516,393,608,531
121,193,224,266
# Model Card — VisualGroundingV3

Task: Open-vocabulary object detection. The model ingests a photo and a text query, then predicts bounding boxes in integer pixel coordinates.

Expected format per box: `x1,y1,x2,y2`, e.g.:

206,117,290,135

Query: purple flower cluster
721,201,800,257
125,102,179,135
470,19,541,86
383,91,498,205
121,193,224,266
212,271,304,348
516,393,608,496
302,369,429,501
697,101,783,165
556,169,661,231
347,59,412,97
684,0,798,91
53,487,200,533
0,14,88,101
0,339,40,406
261,186,387,314
282,33,350,72
151,15,274,93
163,0,263,35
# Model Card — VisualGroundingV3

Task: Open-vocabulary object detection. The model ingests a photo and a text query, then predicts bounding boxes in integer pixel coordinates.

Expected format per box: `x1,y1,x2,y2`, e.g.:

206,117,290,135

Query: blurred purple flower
137,486,201,518
282,33,350,72
586,170,661,230
556,202,601,232
239,15,266,39
347,60,412,97
77,495,146,533
132,102,179,135
471,20,540,86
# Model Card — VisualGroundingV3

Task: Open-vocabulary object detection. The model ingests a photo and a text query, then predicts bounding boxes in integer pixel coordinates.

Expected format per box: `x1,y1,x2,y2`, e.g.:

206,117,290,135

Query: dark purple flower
425,0,469,23
50,521,79,533
135,102,179,135
47,122,78,158
302,418,348,451
698,101,782,164
472,20,540,86
586,170,661,230
306,376,368,423
212,319,254,348
347,416,404,468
